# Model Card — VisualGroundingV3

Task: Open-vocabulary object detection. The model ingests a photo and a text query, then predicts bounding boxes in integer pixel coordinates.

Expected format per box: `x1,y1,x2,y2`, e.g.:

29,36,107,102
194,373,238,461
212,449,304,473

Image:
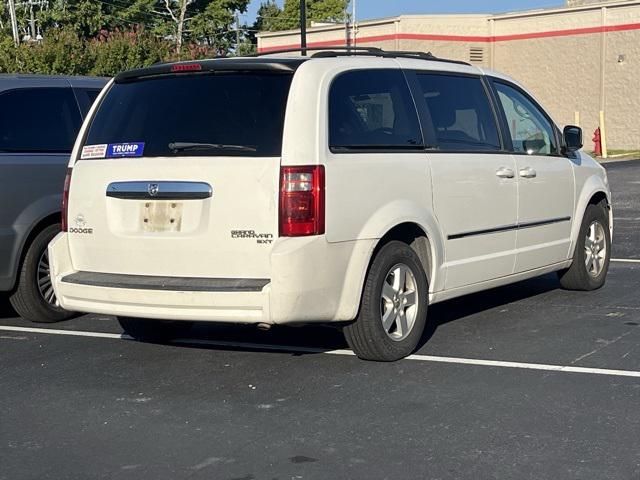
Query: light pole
300,0,307,55
8,0,19,46
351,0,357,48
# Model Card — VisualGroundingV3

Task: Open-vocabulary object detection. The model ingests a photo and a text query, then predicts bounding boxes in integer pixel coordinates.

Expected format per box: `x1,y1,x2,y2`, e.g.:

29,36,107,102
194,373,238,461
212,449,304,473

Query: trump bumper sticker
106,142,145,158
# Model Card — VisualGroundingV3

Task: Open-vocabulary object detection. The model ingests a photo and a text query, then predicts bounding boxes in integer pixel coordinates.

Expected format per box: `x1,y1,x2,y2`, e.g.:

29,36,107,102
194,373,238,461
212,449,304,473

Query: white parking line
2,325,640,379
611,258,640,263
0,325,125,339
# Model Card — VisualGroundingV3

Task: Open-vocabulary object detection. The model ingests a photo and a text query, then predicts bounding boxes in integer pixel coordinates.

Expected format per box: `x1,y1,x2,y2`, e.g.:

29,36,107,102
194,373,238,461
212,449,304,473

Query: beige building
257,1,640,151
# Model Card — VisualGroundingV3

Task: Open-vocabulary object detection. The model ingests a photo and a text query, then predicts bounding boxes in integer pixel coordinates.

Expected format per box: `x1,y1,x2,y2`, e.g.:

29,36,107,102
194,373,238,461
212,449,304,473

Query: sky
243,0,566,24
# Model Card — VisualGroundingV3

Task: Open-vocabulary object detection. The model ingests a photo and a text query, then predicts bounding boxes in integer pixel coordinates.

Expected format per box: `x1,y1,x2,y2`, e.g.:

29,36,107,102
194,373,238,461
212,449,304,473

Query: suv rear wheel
558,202,611,290
344,241,429,361
10,223,74,323
118,317,194,343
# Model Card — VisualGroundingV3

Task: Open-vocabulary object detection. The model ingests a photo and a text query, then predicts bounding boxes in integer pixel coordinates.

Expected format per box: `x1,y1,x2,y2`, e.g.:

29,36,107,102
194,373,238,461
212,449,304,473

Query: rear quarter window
84,72,293,157
329,69,424,152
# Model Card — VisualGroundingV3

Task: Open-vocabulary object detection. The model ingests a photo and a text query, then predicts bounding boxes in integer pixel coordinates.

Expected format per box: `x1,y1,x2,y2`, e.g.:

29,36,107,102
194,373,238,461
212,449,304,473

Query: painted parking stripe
0,325,125,339
611,258,640,263
2,325,640,379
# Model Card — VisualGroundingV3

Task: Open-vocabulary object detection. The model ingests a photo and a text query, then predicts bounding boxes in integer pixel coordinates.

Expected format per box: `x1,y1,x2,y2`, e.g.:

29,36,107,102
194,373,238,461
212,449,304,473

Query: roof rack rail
254,46,470,66
310,49,471,66
253,46,384,57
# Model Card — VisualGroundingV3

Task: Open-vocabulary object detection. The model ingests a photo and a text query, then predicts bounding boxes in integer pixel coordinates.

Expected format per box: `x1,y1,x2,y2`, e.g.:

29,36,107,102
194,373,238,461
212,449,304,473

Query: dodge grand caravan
49,48,612,361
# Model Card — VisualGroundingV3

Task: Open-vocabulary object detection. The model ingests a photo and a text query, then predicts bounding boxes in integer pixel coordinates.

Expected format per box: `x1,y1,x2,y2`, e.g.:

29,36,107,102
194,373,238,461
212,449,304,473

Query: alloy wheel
380,263,419,341
37,249,57,305
584,220,607,277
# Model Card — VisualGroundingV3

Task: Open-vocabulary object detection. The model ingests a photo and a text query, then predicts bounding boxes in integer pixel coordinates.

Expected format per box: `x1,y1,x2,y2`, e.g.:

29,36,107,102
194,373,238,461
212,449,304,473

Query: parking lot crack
571,330,634,364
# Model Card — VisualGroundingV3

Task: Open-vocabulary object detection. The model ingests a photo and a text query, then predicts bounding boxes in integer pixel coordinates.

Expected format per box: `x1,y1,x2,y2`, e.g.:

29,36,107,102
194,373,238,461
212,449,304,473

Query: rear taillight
61,168,72,232
279,165,325,237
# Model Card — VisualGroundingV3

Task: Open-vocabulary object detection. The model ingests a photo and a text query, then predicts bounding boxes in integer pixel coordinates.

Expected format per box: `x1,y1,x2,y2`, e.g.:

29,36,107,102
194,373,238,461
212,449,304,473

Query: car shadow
174,273,562,357
0,294,18,319
416,272,561,351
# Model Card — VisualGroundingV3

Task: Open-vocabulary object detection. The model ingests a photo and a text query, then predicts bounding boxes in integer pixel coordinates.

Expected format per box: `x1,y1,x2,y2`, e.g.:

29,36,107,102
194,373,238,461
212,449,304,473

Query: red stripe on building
258,21,640,52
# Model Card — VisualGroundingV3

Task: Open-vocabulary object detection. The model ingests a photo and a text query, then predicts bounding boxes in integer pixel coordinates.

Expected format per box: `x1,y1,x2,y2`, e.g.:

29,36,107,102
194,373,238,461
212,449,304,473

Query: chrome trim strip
448,216,571,240
106,181,212,200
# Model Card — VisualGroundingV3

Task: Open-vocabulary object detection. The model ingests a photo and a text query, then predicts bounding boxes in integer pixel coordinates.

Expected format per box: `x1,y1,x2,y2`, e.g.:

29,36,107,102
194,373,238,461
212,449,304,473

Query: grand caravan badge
231,229,274,244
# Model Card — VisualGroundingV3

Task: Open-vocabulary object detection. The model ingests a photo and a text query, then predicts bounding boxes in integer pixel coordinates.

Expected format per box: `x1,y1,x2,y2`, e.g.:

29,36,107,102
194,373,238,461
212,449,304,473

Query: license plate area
141,201,183,232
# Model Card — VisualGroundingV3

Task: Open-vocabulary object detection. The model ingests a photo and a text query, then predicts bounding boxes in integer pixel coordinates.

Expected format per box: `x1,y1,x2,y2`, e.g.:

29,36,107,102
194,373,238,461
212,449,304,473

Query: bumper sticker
106,142,145,158
80,144,107,159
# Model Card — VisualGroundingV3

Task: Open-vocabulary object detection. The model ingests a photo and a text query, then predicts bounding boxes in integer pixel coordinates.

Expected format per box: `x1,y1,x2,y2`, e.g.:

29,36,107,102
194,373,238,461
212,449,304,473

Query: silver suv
0,75,107,322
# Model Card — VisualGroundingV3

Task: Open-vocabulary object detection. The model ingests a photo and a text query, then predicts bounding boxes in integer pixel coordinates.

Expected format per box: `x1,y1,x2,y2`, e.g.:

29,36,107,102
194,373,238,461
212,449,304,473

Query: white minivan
50,48,612,361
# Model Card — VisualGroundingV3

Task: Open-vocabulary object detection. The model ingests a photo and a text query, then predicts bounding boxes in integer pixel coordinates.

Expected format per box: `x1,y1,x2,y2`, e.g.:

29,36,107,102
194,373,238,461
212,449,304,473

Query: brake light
171,63,202,72
279,166,325,236
61,168,72,232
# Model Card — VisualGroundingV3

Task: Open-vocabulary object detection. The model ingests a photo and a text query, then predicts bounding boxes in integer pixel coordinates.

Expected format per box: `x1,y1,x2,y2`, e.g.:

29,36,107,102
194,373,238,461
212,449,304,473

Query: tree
254,0,282,32
0,0,257,74
309,0,349,24
31,0,170,41
254,0,349,32
162,0,192,53
190,0,250,54
160,0,249,54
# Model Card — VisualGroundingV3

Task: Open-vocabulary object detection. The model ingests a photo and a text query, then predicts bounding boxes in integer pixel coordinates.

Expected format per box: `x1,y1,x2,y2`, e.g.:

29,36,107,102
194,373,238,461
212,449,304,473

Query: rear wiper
168,142,257,153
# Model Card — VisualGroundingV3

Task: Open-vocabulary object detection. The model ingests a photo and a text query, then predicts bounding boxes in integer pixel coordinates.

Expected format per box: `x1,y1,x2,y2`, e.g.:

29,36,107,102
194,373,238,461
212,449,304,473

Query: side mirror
563,125,583,153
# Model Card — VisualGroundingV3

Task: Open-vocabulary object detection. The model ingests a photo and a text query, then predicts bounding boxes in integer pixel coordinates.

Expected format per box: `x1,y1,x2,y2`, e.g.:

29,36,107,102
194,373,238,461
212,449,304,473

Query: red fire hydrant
593,127,602,156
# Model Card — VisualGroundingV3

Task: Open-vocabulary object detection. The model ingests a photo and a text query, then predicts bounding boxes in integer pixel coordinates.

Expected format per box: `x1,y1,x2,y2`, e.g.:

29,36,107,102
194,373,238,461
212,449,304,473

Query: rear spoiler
114,58,305,83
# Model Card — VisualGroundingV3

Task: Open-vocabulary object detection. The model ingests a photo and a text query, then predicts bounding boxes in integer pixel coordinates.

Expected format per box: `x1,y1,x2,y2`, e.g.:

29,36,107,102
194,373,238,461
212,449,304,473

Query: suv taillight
61,168,72,232
279,166,325,237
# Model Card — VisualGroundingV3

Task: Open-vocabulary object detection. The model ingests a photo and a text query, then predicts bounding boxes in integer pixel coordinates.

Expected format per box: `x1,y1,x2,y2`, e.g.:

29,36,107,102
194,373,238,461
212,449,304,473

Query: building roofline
257,0,640,38
493,0,640,20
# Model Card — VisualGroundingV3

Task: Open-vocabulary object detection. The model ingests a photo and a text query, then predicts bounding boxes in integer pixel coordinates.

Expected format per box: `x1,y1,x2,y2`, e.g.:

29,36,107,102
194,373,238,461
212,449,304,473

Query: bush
87,28,170,76
0,29,92,75
0,27,175,77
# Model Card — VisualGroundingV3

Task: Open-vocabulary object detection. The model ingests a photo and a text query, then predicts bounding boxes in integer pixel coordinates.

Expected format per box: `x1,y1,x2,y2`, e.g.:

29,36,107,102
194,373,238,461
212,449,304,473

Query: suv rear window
0,87,81,153
84,72,293,157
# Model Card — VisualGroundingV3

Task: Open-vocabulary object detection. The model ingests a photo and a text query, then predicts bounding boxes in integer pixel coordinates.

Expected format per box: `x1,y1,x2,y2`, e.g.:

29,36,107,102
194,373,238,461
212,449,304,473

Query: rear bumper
49,233,374,324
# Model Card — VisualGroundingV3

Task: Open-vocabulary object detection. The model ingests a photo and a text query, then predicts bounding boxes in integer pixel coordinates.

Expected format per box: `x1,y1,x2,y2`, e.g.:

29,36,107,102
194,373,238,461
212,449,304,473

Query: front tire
344,241,429,361
558,202,611,291
118,317,193,342
10,223,74,323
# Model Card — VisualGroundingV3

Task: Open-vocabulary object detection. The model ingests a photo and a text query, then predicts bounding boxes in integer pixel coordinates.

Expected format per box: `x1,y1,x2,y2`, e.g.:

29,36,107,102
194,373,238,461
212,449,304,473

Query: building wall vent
470,47,484,64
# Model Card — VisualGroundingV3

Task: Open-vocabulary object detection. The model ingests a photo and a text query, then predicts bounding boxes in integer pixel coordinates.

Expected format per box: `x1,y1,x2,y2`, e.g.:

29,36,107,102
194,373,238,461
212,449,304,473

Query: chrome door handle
495,167,515,179
519,167,537,178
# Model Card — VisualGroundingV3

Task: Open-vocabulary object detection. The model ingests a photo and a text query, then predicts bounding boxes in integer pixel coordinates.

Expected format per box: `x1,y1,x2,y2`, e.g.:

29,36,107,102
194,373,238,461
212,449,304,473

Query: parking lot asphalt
1,159,639,480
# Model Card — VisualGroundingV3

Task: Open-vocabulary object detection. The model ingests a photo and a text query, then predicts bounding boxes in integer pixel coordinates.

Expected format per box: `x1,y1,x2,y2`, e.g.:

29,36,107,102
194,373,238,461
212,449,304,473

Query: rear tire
558,202,611,291
344,240,429,362
118,317,193,342
10,223,74,323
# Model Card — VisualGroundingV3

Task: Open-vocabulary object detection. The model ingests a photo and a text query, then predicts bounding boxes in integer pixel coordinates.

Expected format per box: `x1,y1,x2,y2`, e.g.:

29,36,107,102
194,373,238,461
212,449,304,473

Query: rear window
84,72,293,157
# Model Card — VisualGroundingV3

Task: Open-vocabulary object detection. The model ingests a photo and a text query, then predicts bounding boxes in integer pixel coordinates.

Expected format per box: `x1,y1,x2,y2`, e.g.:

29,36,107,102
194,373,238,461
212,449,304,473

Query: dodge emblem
148,183,159,197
